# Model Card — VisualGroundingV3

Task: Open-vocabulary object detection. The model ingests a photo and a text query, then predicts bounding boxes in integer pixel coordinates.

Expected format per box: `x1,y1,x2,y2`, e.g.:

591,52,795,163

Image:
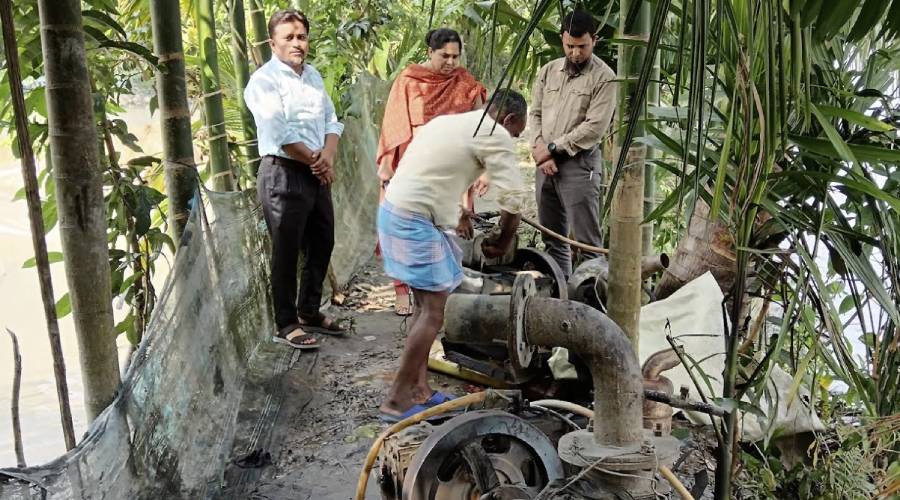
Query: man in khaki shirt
530,10,617,276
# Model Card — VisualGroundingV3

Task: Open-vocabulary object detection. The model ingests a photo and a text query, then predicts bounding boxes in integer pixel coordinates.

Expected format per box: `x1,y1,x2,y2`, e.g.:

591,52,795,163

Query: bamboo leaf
22,251,64,268
790,135,900,164
817,104,895,132
785,345,818,409
41,198,57,234
55,293,71,318
800,0,825,27
82,25,159,69
810,103,860,170
127,155,161,167
827,235,900,326
814,0,862,40
882,0,900,38
81,9,128,40
772,171,900,211
848,0,892,40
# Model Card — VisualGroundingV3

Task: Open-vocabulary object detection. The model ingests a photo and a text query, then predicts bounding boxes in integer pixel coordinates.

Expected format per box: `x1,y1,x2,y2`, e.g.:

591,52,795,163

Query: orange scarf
377,65,487,172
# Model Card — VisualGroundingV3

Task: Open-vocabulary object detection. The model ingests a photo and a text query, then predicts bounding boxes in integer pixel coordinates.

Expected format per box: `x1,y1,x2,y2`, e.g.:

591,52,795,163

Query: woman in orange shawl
377,28,487,316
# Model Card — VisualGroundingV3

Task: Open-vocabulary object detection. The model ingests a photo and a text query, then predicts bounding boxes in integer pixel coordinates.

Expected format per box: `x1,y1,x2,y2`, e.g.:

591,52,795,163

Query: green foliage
737,425,893,499
2,0,166,343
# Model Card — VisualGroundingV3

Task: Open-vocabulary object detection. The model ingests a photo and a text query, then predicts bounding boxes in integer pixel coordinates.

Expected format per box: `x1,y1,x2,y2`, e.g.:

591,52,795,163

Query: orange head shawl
376,65,487,172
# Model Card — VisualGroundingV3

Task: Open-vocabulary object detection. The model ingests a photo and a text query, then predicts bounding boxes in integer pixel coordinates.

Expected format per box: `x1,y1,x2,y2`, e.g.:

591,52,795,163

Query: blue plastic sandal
379,404,431,423
425,391,455,406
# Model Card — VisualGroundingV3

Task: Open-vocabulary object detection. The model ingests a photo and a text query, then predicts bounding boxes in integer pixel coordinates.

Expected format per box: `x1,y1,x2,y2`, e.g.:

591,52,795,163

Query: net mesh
0,74,387,499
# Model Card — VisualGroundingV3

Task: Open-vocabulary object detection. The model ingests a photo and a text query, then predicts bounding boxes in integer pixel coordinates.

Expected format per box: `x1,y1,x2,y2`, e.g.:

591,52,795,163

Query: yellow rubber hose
355,391,489,500
660,465,695,500
529,399,594,419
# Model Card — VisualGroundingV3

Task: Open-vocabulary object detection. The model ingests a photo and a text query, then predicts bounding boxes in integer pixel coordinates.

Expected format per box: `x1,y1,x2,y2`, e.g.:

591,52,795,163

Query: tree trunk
37,0,121,420
246,0,270,66
608,0,649,351
654,199,736,300
150,0,198,242
228,0,261,176
195,0,235,191
0,0,77,451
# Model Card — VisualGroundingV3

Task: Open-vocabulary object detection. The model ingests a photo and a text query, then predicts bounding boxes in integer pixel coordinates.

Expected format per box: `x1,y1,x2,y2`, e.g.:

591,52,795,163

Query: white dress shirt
244,57,344,159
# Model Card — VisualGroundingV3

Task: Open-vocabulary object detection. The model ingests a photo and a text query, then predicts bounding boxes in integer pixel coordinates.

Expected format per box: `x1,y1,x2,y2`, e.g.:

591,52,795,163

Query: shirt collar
557,55,595,76
269,56,306,77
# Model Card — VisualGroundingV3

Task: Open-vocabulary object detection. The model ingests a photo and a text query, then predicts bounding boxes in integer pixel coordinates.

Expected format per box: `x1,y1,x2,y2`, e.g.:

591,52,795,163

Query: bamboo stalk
1,0,76,448
246,0,271,66
36,0,121,420
195,0,235,191
150,0,198,242
227,0,261,176
608,0,650,351
642,49,660,256
6,329,26,467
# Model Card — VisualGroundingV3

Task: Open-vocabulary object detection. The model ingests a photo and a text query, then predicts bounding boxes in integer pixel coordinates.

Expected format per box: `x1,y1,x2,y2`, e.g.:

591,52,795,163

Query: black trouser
257,155,335,335
535,147,604,277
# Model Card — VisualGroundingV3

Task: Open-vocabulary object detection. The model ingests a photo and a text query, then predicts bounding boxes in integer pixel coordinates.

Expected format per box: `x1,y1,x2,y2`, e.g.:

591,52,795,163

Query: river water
0,102,164,467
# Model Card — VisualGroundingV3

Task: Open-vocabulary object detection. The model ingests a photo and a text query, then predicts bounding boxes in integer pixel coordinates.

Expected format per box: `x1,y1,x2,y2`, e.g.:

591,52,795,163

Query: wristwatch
547,142,558,156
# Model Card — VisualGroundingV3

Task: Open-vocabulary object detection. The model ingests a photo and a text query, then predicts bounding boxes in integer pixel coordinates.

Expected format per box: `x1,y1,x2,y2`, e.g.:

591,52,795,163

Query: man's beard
564,57,589,74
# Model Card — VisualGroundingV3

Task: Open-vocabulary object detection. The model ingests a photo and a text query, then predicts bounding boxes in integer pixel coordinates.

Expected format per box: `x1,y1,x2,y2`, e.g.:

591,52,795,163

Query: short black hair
487,89,527,120
268,9,310,38
561,10,596,38
426,28,463,51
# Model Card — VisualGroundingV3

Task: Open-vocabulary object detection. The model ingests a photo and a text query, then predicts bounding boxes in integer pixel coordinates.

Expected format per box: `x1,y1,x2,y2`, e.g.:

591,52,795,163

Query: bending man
377,91,529,421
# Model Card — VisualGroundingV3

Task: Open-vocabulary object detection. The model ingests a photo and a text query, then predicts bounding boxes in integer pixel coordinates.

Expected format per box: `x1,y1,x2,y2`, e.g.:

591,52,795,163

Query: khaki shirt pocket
572,81,594,114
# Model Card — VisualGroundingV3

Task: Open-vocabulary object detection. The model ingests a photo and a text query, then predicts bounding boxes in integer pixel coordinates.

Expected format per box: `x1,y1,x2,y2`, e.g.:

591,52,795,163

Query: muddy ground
227,261,716,500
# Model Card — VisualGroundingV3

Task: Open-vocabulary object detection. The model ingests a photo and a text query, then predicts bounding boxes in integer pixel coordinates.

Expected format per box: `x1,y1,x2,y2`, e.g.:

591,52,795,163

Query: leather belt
264,155,309,169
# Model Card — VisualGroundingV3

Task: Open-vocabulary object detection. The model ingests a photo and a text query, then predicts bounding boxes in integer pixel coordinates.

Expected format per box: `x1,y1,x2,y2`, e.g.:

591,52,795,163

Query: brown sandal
299,313,347,336
273,328,320,350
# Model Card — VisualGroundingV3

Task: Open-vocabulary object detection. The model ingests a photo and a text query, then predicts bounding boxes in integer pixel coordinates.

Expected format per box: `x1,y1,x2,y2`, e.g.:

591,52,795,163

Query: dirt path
236,262,466,500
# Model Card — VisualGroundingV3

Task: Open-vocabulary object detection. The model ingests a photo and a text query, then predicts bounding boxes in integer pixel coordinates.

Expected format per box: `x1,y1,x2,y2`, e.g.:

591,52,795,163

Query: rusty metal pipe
642,348,680,380
642,348,680,434
641,253,670,279
524,297,644,448
443,294,509,345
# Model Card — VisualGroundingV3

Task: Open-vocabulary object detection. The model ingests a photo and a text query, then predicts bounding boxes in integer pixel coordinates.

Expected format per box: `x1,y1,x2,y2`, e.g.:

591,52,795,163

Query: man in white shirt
377,90,529,421
244,9,346,350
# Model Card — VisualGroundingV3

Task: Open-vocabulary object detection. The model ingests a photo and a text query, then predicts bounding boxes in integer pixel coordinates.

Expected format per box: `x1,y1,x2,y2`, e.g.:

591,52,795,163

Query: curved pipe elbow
524,297,644,448
642,348,680,381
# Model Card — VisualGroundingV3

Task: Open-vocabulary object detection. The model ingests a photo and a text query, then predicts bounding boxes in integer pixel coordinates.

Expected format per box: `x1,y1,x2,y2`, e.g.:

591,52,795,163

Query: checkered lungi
377,200,464,292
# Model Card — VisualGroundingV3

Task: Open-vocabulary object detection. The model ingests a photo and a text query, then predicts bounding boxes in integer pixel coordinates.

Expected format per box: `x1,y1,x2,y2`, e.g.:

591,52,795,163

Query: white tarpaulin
551,272,825,441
